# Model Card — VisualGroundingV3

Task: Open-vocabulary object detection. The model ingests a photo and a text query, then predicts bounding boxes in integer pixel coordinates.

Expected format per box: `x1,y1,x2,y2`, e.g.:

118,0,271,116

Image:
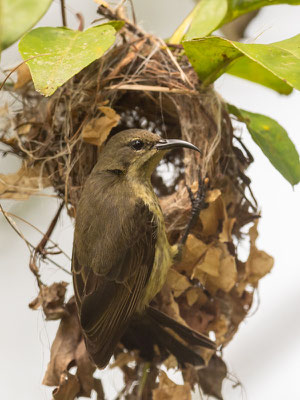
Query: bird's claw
188,170,208,216
180,170,209,245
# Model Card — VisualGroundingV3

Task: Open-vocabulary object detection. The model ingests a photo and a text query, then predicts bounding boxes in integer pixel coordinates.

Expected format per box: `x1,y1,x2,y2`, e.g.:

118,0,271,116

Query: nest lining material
0,10,274,400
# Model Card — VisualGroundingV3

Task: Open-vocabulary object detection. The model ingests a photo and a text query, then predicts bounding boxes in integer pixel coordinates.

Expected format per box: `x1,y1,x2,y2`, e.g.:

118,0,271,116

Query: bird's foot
180,170,209,245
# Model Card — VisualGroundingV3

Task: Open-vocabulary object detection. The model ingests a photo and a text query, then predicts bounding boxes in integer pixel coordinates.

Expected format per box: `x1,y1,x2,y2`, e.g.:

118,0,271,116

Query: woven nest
1,6,274,399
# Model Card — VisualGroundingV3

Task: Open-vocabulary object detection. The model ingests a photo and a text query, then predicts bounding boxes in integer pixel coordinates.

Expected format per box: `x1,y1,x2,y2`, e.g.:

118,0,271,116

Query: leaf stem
60,0,67,27
137,362,151,399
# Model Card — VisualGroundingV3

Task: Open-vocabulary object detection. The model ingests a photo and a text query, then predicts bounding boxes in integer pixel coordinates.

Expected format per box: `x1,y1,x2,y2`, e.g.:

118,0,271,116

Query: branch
60,0,67,27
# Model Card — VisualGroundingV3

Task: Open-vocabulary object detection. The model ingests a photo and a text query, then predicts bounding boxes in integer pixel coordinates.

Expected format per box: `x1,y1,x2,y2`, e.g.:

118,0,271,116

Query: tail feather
146,306,216,350
121,306,216,367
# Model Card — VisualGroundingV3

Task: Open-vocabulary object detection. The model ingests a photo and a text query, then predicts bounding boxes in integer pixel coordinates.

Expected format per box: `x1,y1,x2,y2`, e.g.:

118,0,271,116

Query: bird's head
94,129,201,180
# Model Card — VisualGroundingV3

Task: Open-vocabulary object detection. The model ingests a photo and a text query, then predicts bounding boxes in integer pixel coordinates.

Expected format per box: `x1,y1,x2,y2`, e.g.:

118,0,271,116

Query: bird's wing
72,198,157,368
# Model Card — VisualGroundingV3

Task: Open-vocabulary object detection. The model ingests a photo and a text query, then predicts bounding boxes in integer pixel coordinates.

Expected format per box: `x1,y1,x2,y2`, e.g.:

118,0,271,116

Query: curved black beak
155,138,201,154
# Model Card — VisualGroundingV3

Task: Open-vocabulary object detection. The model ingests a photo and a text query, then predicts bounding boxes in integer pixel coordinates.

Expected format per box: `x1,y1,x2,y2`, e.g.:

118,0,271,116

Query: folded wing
72,197,157,368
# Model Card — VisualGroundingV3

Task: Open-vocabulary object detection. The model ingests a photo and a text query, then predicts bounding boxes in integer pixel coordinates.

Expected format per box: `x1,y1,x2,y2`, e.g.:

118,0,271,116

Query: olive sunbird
72,129,216,368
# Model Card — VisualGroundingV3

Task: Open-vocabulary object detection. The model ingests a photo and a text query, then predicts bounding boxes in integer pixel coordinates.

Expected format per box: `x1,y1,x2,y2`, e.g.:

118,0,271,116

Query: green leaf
19,23,119,96
227,57,293,95
183,34,300,93
0,0,52,51
174,0,300,42
183,0,228,42
228,104,300,185
225,1,300,24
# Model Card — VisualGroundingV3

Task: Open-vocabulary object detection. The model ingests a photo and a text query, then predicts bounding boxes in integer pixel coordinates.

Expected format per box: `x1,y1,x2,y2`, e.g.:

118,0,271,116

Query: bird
72,129,215,369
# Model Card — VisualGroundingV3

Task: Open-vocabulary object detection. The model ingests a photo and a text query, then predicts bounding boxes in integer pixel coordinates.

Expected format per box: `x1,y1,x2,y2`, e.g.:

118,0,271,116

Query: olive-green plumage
72,129,214,368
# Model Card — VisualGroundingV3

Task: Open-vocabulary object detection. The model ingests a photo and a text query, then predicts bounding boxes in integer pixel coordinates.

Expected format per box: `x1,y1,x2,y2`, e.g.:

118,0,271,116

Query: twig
43,256,71,275
35,201,64,255
0,55,50,92
31,202,72,276
233,134,254,164
0,203,71,278
158,37,193,88
137,362,151,399
97,4,146,38
108,83,198,95
76,13,84,31
128,0,137,25
0,203,33,253
4,211,71,260
0,203,43,287
167,43,183,49
60,0,67,27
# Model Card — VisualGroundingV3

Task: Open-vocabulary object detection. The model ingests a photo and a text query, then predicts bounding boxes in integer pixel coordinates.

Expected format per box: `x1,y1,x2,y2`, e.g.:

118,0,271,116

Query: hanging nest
0,5,274,400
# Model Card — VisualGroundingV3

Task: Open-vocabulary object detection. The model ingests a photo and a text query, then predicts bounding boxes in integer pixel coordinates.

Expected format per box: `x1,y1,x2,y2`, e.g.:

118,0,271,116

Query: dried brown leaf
153,371,191,400
43,299,82,387
75,339,96,397
200,195,224,237
193,243,237,295
158,284,187,326
93,378,105,400
186,288,199,306
182,364,198,390
246,249,274,285
245,221,274,286
29,282,68,320
166,269,191,297
186,287,208,307
214,193,236,243
52,372,80,400
197,355,227,400
75,339,104,398
205,188,221,203
219,216,236,243
14,63,32,89
209,314,229,344
189,183,221,204
249,220,259,244
181,303,214,334
216,249,237,293
193,246,221,279
110,351,136,369
17,119,35,135
0,164,50,200
176,234,208,276
235,280,247,297
42,297,104,398
196,347,215,366
164,354,178,370
82,106,120,146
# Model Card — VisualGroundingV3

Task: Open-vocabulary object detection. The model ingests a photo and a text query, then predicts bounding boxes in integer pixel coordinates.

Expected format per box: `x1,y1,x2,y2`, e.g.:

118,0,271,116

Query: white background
1,1,300,399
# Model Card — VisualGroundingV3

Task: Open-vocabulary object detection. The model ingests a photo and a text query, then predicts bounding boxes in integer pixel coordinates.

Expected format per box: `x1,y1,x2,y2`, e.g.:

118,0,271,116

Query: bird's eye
130,140,144,151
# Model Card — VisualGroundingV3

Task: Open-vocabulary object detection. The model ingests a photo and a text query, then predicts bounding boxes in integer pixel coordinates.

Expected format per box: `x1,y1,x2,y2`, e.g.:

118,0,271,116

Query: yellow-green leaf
0,0,52,51
225,0,300,24
19,23,121,96
172,0,300,42
228,104,300,185
183,34,300,94
227,57,293,95
172,0,227,43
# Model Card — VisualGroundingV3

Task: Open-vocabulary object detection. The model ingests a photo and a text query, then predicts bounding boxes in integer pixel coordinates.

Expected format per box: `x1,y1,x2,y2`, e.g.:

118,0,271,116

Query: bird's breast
130,179,177,309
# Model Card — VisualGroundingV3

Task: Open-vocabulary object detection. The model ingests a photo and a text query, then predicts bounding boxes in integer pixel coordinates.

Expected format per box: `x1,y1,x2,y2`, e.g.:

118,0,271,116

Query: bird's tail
121,306,216,367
